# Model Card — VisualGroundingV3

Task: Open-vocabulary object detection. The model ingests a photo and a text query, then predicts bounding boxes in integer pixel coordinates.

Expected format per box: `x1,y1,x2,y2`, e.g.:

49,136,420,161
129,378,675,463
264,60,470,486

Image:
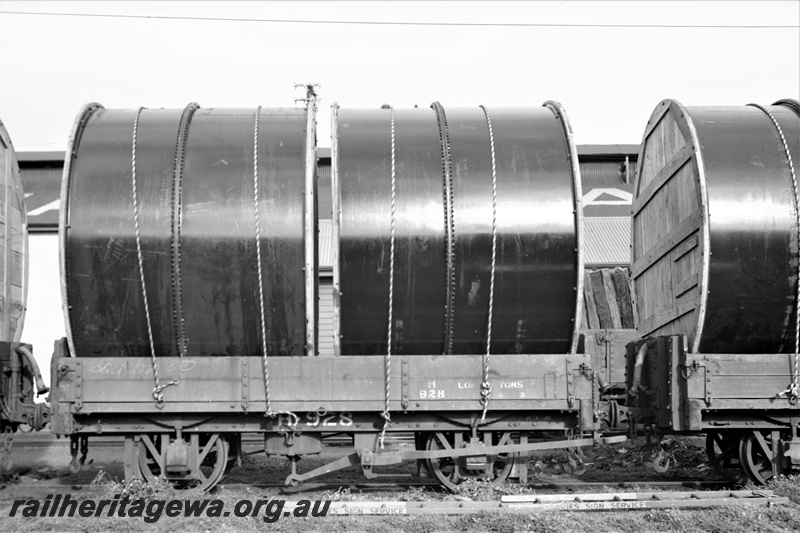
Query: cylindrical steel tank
332,102,583,356
61,104,316,357
0,119,28,343
632,99,800,353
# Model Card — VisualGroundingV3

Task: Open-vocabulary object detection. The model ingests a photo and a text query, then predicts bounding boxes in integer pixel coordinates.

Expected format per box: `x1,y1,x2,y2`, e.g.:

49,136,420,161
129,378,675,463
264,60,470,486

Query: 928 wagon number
304,411,353,427
419,389,445,399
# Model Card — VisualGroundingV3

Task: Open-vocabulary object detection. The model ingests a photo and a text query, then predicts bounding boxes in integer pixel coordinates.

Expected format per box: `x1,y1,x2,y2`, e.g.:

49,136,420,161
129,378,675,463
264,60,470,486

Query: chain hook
152,379,179,409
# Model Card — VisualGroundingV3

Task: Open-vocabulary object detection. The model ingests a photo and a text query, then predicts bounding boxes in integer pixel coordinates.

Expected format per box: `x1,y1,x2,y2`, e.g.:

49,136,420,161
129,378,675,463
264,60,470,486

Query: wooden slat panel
638,105,687,196
672,234,699,262
698,353,800,376
631,209,702,279
640,293,700,334
698,376,792,399
641,101,673,145
674,273,698,298
669,100,695,144
66,353,590,410
632,143,693,216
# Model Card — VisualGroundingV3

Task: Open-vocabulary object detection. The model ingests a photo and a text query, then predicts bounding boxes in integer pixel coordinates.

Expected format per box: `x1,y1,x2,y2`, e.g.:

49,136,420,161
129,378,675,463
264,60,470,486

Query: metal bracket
401,358,409,409
56,362,69,383
74,360,83,412
682,358,712,405
566,360,575,407
241,359,250,411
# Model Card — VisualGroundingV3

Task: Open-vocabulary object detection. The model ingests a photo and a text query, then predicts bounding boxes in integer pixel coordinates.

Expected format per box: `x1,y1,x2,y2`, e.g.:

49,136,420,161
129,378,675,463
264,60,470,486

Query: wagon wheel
424,431,516,491
705,431,747,484
739,430,783,484
137,433,228,492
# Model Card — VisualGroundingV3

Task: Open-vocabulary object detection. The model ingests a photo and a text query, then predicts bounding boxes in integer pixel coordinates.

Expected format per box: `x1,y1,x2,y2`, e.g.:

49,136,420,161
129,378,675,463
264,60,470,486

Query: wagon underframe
49,339,619,489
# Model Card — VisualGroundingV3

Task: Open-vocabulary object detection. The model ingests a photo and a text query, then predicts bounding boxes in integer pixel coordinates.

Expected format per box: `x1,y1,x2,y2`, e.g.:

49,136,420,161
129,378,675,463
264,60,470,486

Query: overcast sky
0,1,798,151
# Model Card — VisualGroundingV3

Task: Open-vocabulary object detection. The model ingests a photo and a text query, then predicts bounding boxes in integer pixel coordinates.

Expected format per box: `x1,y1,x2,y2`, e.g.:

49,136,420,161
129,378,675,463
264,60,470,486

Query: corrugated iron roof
21,164,62,229
584,217,631,266
585,204,632,217
318,219,333,270
577,144,640,157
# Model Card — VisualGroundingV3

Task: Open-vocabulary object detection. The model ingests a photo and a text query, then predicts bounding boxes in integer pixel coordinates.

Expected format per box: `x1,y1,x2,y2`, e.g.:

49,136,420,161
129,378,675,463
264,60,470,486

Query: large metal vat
61,104,316,357
333,103,583,355
632,99,800,353
0,119,28,343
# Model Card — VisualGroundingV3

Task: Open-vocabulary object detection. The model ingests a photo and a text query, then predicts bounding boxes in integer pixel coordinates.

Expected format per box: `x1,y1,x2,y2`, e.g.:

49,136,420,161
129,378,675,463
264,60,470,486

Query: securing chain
252,106,298,429
750,103,800,404
379,108,398,450
131,107,178,408
431,102,457,355
479,105,498,422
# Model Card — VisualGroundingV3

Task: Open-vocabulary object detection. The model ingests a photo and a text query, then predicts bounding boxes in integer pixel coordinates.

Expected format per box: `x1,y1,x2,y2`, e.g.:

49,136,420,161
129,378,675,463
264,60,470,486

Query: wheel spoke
753,431,772,458
435,433,452,450
198,434,219,464
425,431,516,490
739,430,778,484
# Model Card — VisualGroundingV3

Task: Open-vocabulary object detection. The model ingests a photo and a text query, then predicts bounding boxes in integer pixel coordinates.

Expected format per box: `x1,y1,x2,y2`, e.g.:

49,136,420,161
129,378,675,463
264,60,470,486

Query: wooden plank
631,209,702,279
627,267,639,329
669,100,695,145
590,270,613,329
584,271,601,330
707,376,793,399
640,293,700,335
612,268,635,328
582,292,590,330
641,100,673,145
503,490,774,503
601,270,622,329
696,353,800,376
632,142,693,216
319,493,788,515
672,234,699,262
674,273,698,298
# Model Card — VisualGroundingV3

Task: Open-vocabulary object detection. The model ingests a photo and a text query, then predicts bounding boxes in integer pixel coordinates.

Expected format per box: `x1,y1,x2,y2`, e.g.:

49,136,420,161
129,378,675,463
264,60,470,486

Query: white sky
0,0,798,151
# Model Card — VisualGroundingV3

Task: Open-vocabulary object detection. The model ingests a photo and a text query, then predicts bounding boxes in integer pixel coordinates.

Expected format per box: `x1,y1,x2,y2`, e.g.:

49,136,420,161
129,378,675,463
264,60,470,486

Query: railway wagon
46,94,628,491
627,99,800,484
0,118,49,471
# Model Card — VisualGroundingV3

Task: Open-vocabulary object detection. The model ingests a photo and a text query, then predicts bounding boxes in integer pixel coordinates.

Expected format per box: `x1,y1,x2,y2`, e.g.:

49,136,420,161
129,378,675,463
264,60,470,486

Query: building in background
19,144,637,383
578,144,637,269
